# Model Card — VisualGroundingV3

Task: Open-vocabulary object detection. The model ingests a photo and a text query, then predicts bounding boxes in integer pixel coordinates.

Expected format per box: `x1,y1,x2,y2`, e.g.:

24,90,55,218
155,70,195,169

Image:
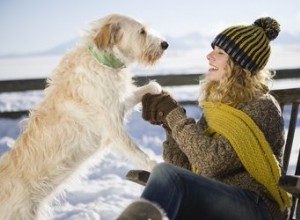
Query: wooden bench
126,87,300,220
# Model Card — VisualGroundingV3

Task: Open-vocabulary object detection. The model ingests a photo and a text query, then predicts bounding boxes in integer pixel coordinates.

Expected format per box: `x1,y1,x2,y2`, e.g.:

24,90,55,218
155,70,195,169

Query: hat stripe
244,31,265,56
251,38,270,66
236,32,266,72
234,27,258,45
239,28,263,49
211,17,279,74
256,47,270,70
231,28,259,58
223,27,254,54
225,27,252,45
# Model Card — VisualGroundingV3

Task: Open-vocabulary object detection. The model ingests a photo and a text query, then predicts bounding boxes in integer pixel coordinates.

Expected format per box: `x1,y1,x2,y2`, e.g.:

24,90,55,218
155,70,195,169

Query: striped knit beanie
211,17,280,74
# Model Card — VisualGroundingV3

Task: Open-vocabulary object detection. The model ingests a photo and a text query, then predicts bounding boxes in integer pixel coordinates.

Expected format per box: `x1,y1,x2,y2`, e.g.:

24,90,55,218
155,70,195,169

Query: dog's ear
94,23,122,49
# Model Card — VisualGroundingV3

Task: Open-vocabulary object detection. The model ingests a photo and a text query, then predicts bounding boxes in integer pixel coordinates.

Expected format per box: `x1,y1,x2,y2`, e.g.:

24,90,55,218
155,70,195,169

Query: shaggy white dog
0,14,168,220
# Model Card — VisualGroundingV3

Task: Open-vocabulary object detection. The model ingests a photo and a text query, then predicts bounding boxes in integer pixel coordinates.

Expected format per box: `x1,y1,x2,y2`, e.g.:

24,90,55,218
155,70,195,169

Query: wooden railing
0,68,299,118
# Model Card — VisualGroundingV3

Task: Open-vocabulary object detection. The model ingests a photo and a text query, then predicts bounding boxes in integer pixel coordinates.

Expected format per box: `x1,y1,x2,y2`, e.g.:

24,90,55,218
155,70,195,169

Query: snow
0,102,200,219
0,56,300,219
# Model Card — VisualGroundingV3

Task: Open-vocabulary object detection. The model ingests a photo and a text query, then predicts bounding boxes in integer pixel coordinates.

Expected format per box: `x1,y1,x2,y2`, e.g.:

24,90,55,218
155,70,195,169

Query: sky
1,0,300,55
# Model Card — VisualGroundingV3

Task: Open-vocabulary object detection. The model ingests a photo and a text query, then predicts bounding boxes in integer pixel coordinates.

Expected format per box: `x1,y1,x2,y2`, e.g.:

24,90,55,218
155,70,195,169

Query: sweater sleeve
163,131,192,170
165,107,242,178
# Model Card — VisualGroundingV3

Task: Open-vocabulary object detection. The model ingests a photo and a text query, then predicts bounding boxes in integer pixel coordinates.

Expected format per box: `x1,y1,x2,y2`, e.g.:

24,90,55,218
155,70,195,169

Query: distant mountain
166,32,210,50
0,31,299,58
0,38,78,58
0,33,209,58
38,38,78,55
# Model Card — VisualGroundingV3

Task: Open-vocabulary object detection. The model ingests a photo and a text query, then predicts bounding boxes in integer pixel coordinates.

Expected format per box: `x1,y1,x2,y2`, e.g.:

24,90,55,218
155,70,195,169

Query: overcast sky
0,0,300,55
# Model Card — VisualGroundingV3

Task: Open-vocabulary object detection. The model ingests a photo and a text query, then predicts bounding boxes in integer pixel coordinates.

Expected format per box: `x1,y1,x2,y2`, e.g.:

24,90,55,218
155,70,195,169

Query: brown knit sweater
163,93,290,220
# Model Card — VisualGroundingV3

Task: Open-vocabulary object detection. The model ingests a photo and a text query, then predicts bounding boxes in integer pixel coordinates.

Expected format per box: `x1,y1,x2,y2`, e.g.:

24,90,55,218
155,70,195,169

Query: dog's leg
123,81,162,113
111,125,157,171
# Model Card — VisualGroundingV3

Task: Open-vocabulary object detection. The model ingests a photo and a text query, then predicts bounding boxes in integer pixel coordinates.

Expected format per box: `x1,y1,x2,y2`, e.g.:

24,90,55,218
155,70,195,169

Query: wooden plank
0,88,299,119
274,68,300,80
0,78,46,93
0,110,29,119
271,88,300,104
133,74,204,87
0,102,198,119
0,68,299,93
282,103,299,173
0,76,300,119
0,75,202,93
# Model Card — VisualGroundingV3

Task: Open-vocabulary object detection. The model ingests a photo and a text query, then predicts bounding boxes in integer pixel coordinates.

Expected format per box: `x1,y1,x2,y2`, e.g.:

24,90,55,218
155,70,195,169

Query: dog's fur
0,14,168,220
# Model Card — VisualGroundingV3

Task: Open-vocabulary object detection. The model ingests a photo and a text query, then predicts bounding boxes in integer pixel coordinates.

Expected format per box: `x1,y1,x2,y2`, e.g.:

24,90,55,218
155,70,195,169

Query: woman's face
206,46,230,81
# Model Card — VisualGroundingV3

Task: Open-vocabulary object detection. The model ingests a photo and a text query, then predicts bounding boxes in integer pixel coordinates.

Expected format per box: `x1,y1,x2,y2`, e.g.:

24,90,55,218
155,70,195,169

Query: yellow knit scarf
202,101,291,211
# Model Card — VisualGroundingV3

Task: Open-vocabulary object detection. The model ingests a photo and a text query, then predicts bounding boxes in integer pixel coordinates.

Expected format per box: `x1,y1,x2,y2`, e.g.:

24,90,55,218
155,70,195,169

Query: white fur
0,14,167,220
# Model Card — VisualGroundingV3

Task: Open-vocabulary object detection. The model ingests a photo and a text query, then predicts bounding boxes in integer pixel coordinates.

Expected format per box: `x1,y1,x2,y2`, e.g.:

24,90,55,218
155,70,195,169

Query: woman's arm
165,107,242,178
163,130,192,170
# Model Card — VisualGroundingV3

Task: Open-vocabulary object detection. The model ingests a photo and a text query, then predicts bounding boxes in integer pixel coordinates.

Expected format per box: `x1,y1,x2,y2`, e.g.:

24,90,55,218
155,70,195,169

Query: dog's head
87,14,168,66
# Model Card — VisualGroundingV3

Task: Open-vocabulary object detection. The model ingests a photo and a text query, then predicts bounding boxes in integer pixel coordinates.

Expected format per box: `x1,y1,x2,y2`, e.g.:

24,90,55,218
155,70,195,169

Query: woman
117,17,291,220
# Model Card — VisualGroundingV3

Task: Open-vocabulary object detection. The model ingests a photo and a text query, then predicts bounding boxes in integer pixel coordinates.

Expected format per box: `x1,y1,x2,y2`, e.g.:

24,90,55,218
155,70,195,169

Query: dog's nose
161,41,169,50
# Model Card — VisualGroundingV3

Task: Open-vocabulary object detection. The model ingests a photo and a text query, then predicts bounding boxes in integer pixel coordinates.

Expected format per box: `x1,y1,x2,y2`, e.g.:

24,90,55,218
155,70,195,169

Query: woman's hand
141,91,180,126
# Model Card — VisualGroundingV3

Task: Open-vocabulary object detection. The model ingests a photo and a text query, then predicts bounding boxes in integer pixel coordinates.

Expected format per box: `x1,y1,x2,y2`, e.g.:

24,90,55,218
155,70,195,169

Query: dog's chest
97,69,133,96
87,72,133,113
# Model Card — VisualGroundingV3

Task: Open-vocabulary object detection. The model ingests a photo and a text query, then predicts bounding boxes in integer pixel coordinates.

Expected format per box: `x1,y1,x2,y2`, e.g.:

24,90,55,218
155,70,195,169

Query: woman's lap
141,162,272,220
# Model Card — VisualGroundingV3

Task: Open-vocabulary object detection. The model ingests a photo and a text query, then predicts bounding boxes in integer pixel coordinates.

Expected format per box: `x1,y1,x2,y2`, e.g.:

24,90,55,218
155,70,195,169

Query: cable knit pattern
163,132,191,170
163,94,289,220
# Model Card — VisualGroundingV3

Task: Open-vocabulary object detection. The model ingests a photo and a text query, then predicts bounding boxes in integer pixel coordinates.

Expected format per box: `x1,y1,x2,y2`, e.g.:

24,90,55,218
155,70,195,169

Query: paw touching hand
146,81,162,95
142,91,180,125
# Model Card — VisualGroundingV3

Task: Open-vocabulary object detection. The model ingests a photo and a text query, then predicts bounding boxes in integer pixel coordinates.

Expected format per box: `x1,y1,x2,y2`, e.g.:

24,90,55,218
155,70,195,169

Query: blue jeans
141,162,272,220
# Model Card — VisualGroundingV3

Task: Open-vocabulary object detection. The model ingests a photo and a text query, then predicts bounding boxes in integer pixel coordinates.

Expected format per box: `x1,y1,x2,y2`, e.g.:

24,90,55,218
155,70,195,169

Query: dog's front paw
146,81,162,95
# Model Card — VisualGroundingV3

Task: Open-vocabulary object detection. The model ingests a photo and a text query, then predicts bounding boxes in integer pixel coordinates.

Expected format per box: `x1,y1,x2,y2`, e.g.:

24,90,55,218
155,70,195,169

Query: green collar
88,44,125,69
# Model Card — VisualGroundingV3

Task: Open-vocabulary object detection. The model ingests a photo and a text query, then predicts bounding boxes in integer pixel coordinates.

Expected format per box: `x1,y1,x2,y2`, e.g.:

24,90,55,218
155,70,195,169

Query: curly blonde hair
198,59,274,107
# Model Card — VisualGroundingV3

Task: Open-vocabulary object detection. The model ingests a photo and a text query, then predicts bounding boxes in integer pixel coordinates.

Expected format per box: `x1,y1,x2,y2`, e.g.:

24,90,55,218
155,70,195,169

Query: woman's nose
206,51,213,60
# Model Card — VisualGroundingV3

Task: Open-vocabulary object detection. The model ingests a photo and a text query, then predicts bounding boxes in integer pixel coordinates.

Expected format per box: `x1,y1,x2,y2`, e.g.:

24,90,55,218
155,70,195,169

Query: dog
0,14,168,220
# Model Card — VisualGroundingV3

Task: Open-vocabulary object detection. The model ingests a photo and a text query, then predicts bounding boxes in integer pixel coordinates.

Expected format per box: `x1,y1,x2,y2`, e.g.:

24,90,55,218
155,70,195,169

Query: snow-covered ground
0,53,300,219
0,100,200,220
1,84,300,220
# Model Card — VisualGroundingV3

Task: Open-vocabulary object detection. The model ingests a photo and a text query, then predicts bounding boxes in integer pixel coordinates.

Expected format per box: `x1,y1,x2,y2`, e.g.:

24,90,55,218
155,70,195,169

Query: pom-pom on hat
211,17,280,74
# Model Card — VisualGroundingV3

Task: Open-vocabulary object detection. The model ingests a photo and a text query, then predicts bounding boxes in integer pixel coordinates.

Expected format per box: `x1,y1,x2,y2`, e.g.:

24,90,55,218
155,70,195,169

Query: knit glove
142,91,180,126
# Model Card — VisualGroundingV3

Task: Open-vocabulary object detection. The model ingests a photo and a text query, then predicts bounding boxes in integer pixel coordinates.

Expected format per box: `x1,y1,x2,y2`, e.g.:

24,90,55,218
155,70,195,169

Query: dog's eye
140,28,146,35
